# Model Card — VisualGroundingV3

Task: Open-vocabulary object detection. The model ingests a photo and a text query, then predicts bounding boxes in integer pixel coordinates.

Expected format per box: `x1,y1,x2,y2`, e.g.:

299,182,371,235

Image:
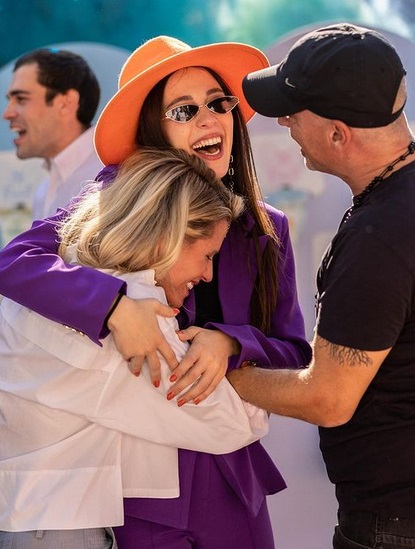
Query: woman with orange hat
0,36,312,548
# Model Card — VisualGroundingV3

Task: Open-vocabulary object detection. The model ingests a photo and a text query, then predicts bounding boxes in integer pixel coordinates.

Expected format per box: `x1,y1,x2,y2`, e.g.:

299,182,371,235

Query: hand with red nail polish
107,297,179,386
169,326,239,405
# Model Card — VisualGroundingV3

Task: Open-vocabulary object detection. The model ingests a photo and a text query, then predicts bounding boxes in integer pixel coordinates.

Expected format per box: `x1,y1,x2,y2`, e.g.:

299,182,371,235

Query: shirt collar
45,126,96,181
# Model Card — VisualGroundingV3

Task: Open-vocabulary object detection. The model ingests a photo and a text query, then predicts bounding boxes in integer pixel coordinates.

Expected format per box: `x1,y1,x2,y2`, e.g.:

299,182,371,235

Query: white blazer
0,269,267,531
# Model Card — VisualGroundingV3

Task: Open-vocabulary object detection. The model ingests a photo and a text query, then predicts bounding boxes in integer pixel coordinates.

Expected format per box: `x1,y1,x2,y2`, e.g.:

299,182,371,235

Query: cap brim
94,43,269,165
242,64,304,118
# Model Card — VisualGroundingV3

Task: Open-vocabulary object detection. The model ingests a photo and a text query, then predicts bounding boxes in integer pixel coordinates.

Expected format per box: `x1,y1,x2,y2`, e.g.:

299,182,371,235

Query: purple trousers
114,453,275,549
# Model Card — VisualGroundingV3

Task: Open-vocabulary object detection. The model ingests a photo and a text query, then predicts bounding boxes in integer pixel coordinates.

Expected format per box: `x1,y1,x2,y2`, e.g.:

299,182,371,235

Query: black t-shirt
316,161,415,516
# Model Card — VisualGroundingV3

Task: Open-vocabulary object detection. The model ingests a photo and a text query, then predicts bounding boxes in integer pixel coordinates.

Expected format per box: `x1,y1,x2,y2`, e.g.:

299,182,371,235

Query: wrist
105,292,124,330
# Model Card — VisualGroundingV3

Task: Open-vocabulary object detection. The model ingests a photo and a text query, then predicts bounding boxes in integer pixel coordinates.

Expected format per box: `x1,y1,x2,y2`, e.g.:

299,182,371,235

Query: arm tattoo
321,339,372,367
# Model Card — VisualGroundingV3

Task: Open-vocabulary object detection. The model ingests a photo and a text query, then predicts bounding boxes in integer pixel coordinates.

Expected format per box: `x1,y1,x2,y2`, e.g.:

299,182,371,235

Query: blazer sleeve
0,206,124,345
207,208,312,371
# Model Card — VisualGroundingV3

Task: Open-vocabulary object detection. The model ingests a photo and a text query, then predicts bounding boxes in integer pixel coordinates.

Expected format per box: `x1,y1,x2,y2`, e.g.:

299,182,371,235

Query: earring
228,154,235,192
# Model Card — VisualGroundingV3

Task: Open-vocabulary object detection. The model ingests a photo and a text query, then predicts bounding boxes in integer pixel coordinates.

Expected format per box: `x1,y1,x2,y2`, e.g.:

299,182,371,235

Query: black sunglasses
163,95,239,124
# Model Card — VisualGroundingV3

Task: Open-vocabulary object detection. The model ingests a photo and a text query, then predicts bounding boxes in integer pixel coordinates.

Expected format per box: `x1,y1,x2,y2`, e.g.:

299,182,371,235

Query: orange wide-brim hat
94,35,270,165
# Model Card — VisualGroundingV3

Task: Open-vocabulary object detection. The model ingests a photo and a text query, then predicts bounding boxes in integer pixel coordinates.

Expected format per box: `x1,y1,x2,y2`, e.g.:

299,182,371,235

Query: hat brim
242,64,305,118
94,43,269,165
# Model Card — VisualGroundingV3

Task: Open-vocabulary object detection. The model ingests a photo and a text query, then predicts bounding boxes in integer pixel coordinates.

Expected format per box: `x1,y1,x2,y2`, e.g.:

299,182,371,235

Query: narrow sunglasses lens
208,96,239,114
167,104,199,122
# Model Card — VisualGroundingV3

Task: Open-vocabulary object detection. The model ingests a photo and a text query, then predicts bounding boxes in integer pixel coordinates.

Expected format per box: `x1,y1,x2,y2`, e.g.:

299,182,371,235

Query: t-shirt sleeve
316,227,412,351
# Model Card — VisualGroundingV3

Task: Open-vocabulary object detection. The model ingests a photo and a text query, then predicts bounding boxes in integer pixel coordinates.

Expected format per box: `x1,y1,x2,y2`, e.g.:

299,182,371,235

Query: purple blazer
0,187,311,526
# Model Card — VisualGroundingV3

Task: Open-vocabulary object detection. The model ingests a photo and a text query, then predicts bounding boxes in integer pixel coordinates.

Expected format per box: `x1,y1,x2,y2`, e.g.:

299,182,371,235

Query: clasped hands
107,296,238,405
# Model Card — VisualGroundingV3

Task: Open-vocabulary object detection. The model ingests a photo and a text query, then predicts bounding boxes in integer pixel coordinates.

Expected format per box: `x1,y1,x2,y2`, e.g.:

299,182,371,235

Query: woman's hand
167,326,240,405
107,296,179,386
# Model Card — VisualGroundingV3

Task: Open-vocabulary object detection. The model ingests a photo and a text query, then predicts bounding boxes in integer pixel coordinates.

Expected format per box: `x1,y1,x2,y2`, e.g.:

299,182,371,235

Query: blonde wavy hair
58,147,245,279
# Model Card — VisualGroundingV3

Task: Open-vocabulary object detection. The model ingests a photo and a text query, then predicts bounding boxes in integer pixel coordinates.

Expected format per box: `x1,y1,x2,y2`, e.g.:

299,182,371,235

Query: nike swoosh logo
285,77,296,88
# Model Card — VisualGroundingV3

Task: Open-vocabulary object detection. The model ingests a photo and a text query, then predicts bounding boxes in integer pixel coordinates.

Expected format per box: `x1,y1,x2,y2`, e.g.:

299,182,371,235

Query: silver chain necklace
343,140,415,223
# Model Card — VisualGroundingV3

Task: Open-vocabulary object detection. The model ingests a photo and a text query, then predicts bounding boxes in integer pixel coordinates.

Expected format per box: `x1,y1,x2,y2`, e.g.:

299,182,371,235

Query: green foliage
217,0,367,48
0,0,414,68
0,0,222,66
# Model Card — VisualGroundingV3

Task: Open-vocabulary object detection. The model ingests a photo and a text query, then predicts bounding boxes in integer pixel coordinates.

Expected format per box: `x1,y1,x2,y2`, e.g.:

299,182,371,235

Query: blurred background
1,0,414,243
1,1,414,548
1,0,414,64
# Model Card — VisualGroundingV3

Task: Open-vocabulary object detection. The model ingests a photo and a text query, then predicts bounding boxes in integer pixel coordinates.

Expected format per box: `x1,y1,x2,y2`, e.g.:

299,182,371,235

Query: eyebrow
5,89,31,100
164,86,224,111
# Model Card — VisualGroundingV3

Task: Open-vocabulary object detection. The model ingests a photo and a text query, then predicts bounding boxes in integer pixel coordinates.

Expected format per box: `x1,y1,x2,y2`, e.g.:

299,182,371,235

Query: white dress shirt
0,268,268,531
32,126,103,220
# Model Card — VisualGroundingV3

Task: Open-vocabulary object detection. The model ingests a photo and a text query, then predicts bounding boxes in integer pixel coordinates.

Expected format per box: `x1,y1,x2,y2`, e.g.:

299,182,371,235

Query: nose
201,260,214,283
3,102,14,121
195,105,218,126
277,116,290,127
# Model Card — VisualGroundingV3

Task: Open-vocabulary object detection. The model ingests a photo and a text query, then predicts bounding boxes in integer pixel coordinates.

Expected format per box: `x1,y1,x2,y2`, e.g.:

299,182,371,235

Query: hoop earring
228,154,235,192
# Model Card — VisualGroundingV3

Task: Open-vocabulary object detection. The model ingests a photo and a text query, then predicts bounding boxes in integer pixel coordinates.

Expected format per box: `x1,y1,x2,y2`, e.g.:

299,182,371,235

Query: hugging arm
0,208,123,344
228,225,407,424
0,207,178,375
228,334,389,427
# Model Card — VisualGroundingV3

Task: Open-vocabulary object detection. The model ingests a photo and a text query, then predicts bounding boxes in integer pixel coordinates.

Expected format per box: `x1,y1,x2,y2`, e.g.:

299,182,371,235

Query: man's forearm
228,366,312,419
227,365,345,427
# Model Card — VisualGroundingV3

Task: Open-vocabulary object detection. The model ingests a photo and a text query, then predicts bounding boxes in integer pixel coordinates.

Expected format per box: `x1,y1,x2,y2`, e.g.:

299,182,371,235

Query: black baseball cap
242,23,407,128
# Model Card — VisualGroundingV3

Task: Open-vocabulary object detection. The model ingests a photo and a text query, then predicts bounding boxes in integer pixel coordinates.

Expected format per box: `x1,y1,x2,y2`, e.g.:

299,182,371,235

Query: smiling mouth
11,127,26,140
193,137,222,156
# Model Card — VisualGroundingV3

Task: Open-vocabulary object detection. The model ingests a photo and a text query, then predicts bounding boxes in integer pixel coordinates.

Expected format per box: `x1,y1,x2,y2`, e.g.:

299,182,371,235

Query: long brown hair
135,68,280,334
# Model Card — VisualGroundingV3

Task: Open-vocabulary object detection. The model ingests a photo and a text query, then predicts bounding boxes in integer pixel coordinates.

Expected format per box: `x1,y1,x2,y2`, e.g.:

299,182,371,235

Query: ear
55,89,80,117
330,120,351,147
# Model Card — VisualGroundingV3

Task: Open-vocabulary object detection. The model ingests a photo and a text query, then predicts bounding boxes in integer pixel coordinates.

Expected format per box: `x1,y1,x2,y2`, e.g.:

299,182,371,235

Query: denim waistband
339,511,415,546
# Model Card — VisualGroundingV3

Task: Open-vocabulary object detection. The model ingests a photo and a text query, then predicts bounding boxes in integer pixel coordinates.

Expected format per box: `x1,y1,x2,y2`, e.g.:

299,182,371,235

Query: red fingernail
172,308,180,315
153,380,160,388
177,398,185,407
194,398,200,405
167,392,175,401
133,371,140,377
169,374,177,382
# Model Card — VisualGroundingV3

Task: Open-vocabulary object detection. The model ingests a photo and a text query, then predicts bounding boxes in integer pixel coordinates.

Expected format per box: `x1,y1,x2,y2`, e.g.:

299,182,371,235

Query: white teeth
193,137,221,150
186,282,194,290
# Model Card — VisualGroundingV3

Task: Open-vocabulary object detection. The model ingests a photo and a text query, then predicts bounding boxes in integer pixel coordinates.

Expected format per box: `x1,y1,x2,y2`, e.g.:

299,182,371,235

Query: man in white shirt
3,48,103,219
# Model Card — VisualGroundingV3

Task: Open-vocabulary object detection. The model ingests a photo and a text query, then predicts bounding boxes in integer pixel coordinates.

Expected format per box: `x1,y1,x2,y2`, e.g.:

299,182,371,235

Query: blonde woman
0,148,267,549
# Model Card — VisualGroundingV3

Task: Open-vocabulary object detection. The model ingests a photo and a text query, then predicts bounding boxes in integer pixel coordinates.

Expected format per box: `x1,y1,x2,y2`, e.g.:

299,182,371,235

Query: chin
216,166,228,179
304,159,317,171
205,160,227,180
166,296,184,309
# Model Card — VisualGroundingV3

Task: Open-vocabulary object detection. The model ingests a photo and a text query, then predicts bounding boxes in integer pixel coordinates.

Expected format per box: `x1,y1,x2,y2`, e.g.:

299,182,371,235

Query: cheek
163,124,189,151
162,262,185,289
223,116,234,147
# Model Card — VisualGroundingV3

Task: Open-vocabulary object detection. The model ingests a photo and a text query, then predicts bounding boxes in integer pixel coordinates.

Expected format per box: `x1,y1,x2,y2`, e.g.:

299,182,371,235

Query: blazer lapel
218,215,268,325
